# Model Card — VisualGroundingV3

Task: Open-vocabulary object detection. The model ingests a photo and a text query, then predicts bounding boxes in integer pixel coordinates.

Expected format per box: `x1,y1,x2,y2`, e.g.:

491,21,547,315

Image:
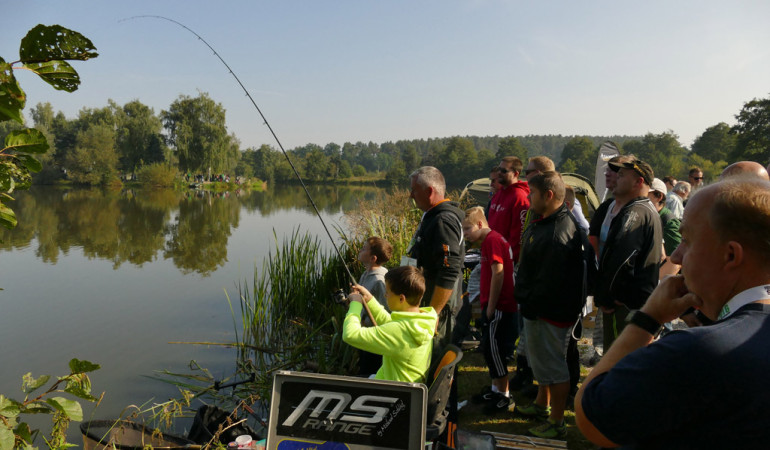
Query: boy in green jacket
343,266,438,383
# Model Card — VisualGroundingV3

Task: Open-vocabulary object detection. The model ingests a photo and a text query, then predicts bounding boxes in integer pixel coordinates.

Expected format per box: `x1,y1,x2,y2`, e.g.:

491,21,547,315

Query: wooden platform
482,430,567,449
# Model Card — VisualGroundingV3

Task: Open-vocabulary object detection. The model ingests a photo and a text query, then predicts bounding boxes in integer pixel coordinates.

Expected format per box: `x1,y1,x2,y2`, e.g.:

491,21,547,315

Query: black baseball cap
608,158,654,186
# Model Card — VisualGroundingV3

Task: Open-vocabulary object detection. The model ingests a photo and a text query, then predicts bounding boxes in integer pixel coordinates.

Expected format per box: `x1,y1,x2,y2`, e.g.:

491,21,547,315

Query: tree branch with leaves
0,24,97,230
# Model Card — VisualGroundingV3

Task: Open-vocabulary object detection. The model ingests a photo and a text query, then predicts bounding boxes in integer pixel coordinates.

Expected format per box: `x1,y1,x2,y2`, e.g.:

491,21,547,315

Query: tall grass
341,188,422,268
233,229,357,399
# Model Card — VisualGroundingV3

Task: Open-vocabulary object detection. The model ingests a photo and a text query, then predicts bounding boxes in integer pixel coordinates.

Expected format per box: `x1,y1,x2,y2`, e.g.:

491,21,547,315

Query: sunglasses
692,176,704,180
497,167,510,174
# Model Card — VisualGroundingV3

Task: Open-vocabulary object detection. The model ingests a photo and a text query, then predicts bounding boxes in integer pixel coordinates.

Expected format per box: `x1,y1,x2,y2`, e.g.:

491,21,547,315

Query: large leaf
69,358,100,374
0,427,14,450
14,155,43,173
0,57,26,124
23,60,80,92
13,422,33,448
0,395,21,418
45,397,82,421
22,373,50,394
19,24,98,63
0,203,17,230
4,128,49,154
63,385,97,402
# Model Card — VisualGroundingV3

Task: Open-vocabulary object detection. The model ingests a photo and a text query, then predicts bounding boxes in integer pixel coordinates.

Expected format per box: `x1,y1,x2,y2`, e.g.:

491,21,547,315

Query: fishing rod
122,16,377,324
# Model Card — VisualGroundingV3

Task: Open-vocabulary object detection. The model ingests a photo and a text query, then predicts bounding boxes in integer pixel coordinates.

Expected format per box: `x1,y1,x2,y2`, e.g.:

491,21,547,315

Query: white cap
650,178,667,195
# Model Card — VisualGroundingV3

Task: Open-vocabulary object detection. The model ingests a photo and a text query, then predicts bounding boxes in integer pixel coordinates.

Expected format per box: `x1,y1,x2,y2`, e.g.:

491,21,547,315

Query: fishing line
121,15,356,283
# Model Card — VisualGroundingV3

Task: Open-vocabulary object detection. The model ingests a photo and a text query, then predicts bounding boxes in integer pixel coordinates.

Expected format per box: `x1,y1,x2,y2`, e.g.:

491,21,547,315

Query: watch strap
627,310,663,336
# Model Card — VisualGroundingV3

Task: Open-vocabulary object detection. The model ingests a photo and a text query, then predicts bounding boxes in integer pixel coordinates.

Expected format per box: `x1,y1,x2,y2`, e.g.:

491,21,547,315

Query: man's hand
640,275,702,324
486,304,495,320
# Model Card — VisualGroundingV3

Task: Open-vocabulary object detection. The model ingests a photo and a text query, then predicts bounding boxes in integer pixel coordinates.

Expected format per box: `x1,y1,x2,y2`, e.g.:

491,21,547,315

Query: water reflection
1,184,384,275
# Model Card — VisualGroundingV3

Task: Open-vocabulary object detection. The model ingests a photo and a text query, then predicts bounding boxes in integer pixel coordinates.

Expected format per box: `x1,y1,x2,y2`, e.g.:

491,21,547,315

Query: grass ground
455,348,597,450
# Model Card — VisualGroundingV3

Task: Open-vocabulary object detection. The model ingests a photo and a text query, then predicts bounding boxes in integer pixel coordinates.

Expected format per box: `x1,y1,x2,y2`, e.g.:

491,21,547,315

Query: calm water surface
0,184,383,433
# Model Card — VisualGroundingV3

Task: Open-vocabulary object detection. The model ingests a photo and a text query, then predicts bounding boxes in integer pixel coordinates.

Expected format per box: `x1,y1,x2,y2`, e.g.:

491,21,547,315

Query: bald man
576,178,770,448
720,161,770,181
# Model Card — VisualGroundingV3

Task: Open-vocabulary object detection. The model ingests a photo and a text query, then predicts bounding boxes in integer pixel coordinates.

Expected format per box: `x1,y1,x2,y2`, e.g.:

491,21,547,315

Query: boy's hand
347,293,365,305
350,284,373,303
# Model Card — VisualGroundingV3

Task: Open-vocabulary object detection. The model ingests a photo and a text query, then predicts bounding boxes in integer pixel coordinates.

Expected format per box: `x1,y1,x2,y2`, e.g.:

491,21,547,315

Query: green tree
65,123,119,185
496,136,527,161
386,160,407,185
338,160,353,178
622,131,688,180
438,136,478,182
161,92,232,175
559,137,597,178
303,148,330,181
731,96,770,163
29,102,55,130
398,142,420,174
115,99,166,174
691,122,735,163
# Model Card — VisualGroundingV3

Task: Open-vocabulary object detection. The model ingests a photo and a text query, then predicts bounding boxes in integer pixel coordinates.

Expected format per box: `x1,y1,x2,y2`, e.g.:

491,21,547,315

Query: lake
0,183,385,440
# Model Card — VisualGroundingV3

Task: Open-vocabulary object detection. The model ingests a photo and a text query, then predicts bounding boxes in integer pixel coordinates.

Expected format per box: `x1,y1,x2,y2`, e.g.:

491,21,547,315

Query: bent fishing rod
122,16,377,324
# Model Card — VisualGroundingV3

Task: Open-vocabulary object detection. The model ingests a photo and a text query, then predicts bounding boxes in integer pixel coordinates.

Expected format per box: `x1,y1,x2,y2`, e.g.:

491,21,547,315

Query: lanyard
717,285,770,320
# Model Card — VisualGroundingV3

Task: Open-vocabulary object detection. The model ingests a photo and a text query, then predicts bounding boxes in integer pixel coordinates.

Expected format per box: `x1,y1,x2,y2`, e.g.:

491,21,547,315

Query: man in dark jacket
594,158,662,351
407,166,465,349
514,171,589,439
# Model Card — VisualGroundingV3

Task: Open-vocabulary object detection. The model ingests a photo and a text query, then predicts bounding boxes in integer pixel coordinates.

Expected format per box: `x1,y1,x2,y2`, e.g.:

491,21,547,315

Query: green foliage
0,359,101,449
352,164,366,177
622,131,690,179
438,136,478,182
137,162,178,187
115,100,167,173
161,92,238,174
731,95,770,164
691,122,735,162
496,136,528,161
0,24,96,230
559,137,597,179
64,123,118,185
236,229,356,391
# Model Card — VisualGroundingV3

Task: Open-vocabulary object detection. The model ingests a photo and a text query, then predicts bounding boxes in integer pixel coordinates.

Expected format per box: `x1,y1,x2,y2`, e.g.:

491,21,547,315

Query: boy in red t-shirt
463,206,519,414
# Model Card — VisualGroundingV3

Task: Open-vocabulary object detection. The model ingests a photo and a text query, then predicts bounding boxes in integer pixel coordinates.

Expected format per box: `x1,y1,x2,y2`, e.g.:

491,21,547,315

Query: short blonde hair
708,179,770,264
464,206,487,226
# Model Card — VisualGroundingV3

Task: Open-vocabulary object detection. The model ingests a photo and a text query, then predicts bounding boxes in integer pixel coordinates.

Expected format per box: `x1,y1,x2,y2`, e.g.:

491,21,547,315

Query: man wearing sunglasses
688,167,704,190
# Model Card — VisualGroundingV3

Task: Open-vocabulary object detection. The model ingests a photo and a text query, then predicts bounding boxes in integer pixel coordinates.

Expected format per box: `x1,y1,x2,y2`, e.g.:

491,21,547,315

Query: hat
650,178,667,195
608,158,654,186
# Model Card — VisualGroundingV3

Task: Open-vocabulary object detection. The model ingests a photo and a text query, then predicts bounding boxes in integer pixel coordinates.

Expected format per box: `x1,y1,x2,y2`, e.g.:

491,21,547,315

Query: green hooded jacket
343,298,437,383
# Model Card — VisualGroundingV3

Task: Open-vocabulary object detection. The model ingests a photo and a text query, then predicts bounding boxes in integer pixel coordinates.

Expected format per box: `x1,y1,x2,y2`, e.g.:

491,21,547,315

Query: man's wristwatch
626,310,663,336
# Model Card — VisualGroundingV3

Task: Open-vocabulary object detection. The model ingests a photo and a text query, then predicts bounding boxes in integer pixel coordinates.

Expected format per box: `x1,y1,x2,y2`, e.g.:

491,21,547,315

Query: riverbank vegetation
7,89,768,192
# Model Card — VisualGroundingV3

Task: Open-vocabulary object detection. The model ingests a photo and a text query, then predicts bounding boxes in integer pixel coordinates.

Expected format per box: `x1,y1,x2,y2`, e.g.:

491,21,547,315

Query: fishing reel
332,288,348,305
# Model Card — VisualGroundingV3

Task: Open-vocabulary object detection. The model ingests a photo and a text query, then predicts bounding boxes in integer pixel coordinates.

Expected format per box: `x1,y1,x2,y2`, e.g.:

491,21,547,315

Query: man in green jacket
343,266,438,383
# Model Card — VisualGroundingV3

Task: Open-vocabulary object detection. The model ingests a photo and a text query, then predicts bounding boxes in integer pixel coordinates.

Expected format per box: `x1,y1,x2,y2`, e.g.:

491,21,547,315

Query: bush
137,163,177,187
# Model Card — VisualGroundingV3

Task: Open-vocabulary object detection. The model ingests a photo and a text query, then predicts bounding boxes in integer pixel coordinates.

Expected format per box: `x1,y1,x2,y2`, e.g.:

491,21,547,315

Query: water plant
0,359,101,449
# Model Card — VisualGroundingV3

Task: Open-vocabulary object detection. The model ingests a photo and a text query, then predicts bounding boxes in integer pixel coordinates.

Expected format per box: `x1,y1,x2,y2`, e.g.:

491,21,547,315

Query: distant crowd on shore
339,156,770,447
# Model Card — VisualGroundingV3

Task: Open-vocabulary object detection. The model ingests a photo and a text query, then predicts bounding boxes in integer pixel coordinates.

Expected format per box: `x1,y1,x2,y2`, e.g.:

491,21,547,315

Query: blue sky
3,1,769,150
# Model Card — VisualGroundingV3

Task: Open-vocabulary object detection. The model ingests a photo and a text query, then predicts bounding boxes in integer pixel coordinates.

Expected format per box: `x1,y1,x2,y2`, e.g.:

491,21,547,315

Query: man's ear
724,241,744,270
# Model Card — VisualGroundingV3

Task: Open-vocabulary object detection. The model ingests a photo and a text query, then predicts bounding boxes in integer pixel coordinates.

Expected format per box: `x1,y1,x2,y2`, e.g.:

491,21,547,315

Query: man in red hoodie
488,156,530,261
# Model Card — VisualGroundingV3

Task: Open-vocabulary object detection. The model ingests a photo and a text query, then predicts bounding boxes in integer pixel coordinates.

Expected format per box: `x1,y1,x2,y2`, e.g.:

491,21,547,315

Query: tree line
4,91,768,188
